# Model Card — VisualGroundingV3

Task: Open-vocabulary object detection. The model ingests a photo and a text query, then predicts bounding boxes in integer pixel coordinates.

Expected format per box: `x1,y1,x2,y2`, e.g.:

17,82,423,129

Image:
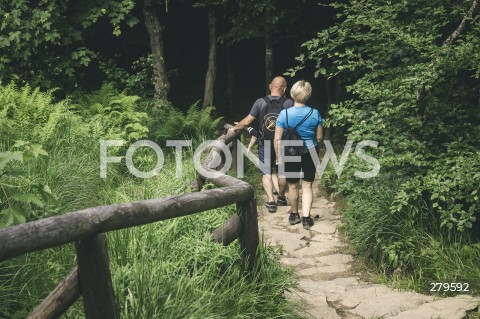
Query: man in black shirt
228,76,293,213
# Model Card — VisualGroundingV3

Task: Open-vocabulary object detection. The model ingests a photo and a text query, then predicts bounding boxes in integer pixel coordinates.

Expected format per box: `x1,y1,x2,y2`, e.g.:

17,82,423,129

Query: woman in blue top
274,80,323,229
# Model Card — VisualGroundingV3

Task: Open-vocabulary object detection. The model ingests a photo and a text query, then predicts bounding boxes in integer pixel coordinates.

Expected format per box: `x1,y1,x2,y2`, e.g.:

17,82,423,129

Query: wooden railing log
238,198,260,271
0,184,253,262
1,122,260,319
211,213,241,245
231,137,238,173
193,125,237,191
75,233,118,319
27,267,80,319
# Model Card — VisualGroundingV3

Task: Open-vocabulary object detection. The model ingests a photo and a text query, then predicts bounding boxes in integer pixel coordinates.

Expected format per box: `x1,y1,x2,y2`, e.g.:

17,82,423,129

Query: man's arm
247,136,256,154
228,115,256,134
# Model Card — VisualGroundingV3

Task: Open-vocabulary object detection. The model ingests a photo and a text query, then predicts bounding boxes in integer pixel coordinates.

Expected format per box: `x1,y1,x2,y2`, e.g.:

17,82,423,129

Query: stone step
257,183,479,319
390,295,479,319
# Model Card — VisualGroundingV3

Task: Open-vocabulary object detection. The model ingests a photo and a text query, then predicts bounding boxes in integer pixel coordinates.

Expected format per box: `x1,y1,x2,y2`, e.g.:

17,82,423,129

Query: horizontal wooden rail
0,183,253,262
211,214,241,245
1,126,260,319
27,267,80,319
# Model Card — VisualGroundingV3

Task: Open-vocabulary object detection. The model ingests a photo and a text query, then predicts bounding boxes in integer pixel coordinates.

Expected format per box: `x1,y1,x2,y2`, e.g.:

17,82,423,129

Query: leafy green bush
391,151,480,232
99,55,156,98
297,0,480,288
0,141,56,227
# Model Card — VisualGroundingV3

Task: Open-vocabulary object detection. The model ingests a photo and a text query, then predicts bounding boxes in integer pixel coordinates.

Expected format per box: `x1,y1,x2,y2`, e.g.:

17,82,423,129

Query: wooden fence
0,127,259,319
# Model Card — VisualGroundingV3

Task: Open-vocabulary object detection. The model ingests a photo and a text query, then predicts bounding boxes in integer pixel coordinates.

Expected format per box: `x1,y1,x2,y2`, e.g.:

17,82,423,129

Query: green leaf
30,144,48,158
36,184,58,204
11,193,44,208
13,140,28,148
1,206,27,226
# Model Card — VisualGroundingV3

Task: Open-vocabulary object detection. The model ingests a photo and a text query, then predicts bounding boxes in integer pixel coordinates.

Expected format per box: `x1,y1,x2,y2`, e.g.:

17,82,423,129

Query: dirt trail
257,183,480,319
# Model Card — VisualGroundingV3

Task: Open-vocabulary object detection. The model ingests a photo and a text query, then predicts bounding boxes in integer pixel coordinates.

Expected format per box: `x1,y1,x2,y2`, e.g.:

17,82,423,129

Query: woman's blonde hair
290,80,312,104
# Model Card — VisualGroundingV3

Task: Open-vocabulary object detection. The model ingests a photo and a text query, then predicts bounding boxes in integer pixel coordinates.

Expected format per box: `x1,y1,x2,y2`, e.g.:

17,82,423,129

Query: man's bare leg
262,174,275,203
271,172,280,194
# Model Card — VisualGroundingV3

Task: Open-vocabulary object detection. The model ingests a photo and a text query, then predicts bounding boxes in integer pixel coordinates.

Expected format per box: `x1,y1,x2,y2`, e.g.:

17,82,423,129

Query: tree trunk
143,0,170,99
226,46,234,114
265,6,273,94
203,3,216,108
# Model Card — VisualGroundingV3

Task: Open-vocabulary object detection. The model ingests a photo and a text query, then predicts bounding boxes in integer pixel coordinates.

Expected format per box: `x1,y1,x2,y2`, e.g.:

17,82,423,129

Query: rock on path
258,187,479,319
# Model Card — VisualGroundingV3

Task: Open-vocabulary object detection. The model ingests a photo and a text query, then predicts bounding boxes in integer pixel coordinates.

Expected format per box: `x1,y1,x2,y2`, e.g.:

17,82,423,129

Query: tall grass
1,154,300,318
327,169,480,296
105,157,300,319
0,83,301,318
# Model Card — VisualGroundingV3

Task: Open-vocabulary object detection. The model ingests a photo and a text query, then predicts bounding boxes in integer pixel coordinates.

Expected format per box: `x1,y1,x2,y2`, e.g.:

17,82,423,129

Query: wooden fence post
231,138,238,174
237,197,260,271
75,233,118,319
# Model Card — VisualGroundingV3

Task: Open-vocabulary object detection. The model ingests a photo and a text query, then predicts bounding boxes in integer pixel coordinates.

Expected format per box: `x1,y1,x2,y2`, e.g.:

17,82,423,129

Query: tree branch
416,0,479,108
443,0,479,47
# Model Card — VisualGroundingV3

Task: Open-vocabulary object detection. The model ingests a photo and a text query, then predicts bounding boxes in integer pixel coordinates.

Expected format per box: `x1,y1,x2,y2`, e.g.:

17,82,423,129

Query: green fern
71,83,149,141
150,102,223,142
0,83,78,145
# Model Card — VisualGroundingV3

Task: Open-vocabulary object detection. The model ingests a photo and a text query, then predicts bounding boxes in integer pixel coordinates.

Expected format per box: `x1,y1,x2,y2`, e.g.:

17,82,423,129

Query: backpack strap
286,107,314,129
262,96,286,107
259,96,286,138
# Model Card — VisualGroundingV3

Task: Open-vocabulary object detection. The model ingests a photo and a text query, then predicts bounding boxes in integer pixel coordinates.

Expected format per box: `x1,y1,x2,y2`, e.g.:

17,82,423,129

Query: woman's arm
274,126,284,163
316,125,323,143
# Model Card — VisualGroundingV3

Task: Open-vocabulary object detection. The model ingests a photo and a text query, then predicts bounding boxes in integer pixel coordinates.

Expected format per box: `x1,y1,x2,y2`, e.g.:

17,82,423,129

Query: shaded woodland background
1,0,479,317
0,0,335,117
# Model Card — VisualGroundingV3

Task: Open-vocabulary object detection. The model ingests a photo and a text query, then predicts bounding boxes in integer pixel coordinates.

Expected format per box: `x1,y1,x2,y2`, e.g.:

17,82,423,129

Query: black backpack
283,107,314,156
259,96,286,141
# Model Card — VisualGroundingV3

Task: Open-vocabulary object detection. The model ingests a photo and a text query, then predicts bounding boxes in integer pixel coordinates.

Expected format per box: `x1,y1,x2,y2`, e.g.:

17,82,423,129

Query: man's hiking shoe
302,216,314,230
276,195,288,206
288,211,301,225
265,202,277,213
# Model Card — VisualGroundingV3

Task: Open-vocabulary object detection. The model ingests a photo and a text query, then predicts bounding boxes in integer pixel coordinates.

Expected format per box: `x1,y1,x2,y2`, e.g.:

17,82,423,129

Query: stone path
257,183,480,319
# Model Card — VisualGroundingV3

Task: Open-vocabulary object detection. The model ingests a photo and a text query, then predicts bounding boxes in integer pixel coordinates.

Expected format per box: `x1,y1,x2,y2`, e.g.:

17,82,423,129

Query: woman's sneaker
302,216,314,230
276,195,288,206
288,211,301,225
265,202,277,213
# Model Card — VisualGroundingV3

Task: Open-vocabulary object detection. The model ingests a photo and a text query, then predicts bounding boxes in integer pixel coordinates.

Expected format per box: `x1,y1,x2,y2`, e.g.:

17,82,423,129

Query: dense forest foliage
294,0,480,290
1,0,479,317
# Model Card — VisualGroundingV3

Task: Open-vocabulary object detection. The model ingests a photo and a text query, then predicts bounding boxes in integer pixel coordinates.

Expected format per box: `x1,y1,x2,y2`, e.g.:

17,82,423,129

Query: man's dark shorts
282,147,319,183
258,141,277,175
